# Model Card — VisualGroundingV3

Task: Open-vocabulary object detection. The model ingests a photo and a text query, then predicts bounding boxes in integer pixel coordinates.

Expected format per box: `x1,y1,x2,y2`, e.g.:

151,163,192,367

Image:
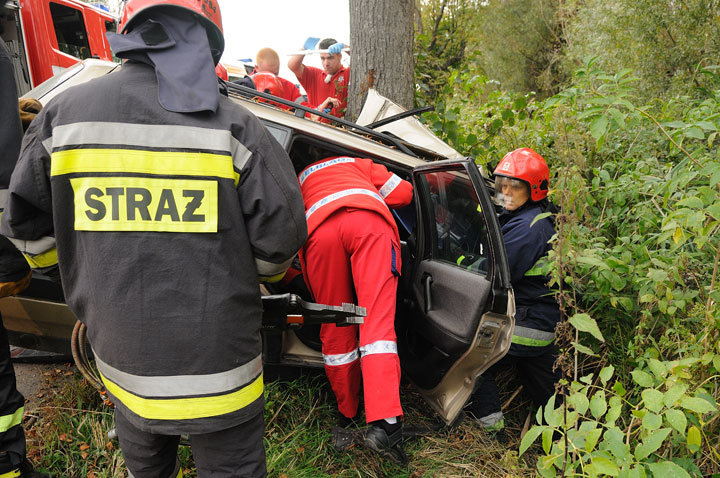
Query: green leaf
586,428,603,452
568,392,590,415
607,396,623,426
662,120,686,128
646,461,691,478
576,255,609,269
647,359,667,379
663,383,687,407
665,409,687,434
642,411,662,431
627,465,647,478
642,389,665,413
569,313,605,342
590,115,609,140
572,341,598,356
519,425,545,456
590,391,607,419
631,370,655,387
588,457,620,476
531,212,552,227
599,365,615,385
634,428,671,460
613,380,627,396
542,427,554,454
684,127,704,139
686,425,701,452
707,202,720,221
676,196,704,209
680,396,718,414
695,120,717,131
602,427,630,462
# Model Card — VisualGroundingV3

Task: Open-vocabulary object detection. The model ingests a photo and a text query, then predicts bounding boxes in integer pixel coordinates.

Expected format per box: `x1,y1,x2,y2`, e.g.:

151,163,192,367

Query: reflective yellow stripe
0,469,21,478
511,326,555,347
23,248,58,269
70,177,218,233
50,149,235,180
100,373,263,420
260,271,286,284
176,468,182,478
0,406,23,433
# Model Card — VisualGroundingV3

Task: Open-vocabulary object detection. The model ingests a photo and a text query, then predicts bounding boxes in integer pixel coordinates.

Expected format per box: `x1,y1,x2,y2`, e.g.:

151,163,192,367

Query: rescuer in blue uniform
464,148,561,438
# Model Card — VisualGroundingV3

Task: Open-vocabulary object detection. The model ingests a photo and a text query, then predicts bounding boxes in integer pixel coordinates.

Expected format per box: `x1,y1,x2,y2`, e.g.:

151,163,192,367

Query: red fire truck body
1,0,116,95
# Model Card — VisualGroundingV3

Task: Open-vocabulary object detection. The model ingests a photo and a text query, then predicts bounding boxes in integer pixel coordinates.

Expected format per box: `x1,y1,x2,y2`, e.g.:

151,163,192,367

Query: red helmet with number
118,0,224,64
493,148,549,201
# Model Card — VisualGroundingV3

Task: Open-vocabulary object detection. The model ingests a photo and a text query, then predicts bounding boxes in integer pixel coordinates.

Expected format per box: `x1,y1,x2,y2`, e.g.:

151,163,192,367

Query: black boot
0,452,51,478
21,458,51,478
364,420,408,466
336,410,361,428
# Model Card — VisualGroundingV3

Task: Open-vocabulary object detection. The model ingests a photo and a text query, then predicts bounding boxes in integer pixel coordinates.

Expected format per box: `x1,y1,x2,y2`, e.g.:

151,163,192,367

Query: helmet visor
494,176,527,192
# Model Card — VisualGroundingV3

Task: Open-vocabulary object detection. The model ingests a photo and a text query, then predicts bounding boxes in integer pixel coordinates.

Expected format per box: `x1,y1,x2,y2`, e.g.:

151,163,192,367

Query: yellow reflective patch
261,271,286,284
0,469,21,478
24,248,58,269
51,149,235,180
100,373,264,421
0,406,24,433
176,468,183,478
71,177,218,233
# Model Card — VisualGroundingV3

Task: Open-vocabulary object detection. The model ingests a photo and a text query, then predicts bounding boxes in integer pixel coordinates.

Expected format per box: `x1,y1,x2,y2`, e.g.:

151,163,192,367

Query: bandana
107,10,218,113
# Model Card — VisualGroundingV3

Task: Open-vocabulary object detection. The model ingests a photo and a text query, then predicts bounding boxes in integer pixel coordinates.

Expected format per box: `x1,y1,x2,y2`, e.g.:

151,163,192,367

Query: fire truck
1,0,115,96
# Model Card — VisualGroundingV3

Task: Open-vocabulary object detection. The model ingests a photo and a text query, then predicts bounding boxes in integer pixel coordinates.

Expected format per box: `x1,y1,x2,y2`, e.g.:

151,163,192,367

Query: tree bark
347,0,414,122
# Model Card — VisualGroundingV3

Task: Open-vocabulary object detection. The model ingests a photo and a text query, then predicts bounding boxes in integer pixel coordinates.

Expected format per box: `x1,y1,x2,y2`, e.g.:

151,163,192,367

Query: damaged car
0,59,515,425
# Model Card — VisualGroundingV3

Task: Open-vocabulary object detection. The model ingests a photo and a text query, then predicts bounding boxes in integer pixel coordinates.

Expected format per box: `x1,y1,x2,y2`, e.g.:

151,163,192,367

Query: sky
217,0,350,81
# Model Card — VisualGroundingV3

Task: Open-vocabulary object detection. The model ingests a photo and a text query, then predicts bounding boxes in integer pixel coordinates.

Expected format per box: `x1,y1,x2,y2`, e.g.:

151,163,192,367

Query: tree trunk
346,0,414,122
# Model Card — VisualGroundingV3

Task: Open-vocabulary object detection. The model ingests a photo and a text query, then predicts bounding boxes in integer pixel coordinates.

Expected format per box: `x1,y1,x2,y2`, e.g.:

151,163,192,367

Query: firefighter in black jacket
0,27,50,478
1,1,307,476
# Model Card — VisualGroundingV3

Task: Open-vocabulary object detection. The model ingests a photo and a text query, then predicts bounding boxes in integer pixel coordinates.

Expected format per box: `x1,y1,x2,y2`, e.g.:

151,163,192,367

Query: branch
429,0,448,51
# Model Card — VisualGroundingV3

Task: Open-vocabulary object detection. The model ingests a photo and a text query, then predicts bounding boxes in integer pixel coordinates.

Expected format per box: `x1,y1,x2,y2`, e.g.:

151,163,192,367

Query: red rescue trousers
301,208,403,423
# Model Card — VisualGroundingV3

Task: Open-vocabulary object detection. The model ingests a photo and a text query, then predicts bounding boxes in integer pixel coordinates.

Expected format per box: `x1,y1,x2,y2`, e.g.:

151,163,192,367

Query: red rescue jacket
298,156,413,239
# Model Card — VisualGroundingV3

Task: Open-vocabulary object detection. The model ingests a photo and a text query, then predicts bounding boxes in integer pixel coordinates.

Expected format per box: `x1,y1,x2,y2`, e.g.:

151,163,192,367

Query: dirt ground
13,359,76,412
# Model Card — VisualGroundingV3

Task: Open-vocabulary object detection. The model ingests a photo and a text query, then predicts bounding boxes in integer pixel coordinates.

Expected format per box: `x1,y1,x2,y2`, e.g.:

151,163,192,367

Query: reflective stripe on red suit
298,157,412,422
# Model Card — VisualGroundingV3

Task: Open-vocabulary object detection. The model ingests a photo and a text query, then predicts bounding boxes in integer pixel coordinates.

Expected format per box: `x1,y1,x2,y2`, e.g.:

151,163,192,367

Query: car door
396,158,515,425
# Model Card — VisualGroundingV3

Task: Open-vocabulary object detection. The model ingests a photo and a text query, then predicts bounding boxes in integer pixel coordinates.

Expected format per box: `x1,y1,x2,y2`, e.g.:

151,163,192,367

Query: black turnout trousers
0,316,26,466
116,409,267,478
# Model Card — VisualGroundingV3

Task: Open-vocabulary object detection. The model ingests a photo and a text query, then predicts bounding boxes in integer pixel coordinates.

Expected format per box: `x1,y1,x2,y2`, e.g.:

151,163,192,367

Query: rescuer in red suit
297,156,412,464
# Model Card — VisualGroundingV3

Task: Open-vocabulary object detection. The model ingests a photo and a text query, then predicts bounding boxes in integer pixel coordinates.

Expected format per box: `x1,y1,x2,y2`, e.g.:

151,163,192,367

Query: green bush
419,58,720,474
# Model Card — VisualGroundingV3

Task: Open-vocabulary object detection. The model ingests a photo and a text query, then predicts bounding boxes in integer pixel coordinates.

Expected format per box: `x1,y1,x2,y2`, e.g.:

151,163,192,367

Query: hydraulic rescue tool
71,294,365,402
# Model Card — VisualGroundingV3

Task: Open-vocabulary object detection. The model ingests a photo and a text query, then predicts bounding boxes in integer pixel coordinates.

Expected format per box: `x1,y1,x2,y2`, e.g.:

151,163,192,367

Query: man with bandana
1,1,307,477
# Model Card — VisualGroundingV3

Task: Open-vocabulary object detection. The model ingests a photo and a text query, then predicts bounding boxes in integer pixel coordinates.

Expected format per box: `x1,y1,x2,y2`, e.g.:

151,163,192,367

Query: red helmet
215,62,228,81
251,72,289,110
251,72,285,98
493,148,549,201
118,0,224,63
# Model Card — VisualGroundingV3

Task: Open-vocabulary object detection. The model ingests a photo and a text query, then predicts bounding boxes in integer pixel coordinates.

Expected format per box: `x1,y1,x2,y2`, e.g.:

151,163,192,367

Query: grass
24,365,540,477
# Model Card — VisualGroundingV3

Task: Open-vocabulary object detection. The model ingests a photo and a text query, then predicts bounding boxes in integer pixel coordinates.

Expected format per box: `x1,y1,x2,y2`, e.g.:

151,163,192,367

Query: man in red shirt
297,156,412,465
288,37,349,118
255,48,303,103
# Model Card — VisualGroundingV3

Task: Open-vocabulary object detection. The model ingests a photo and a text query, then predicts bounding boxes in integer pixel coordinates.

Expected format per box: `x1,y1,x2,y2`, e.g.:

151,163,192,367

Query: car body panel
1,59,515,424
356,88,464,161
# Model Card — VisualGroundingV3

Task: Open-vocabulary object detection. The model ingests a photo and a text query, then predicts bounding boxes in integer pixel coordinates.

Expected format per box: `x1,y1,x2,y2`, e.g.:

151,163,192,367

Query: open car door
396,158,515,425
